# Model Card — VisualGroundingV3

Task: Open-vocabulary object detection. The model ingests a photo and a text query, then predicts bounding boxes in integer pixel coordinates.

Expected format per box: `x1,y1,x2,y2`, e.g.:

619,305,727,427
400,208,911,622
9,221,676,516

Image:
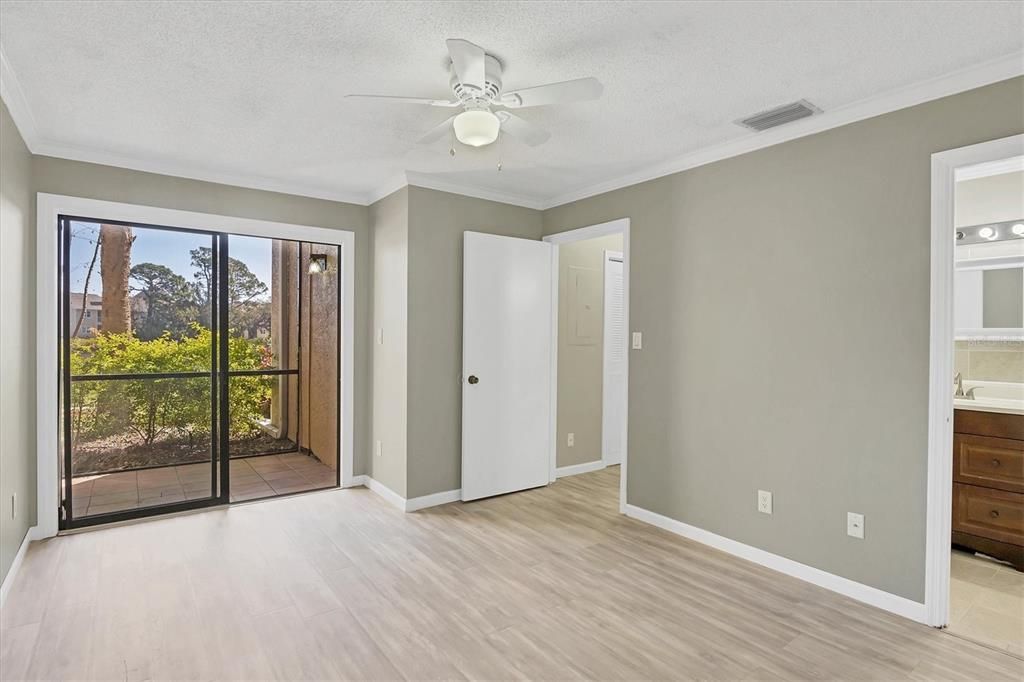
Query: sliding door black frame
57,216,340,530
59,216,226,529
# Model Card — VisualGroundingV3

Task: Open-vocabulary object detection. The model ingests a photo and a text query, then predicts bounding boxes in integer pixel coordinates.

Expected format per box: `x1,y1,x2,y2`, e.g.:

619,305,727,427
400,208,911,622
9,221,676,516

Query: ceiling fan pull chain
449,127,456,157
497,133,503,172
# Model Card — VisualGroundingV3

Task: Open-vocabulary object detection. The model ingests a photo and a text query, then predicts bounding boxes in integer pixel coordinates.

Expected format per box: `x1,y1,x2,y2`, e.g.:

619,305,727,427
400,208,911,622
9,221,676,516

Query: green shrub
70,325,273,445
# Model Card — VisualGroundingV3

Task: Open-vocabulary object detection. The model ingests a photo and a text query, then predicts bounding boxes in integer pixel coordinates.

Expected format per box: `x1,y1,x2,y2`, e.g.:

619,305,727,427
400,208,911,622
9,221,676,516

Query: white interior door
462,231,552,501
602,251,625,465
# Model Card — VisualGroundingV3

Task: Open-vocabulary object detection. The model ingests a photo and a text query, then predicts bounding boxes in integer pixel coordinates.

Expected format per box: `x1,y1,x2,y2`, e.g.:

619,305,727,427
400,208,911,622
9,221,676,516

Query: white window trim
35,193,357,538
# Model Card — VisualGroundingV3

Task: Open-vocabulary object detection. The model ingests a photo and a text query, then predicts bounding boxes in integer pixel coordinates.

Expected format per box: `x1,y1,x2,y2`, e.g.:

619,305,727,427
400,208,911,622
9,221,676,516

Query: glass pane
68,377,213,517
227,235,293,370
227,374,296,457
68,220,215,375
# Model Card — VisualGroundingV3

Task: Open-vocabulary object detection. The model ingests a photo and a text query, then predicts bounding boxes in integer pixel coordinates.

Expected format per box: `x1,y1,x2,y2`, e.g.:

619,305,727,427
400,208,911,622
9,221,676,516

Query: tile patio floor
69,452,337,518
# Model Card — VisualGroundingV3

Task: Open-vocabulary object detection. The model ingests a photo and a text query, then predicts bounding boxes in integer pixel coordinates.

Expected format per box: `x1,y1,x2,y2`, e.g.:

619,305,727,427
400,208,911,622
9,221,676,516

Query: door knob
468,375,479,384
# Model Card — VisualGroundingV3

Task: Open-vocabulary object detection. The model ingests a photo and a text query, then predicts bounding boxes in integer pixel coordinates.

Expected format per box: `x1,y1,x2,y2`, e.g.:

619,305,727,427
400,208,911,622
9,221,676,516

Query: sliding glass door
58,217,340,529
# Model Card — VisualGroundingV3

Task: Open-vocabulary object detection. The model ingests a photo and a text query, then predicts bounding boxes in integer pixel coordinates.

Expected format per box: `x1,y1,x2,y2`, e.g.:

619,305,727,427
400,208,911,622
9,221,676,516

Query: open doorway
927,135,1023,654
946,153,1023,654
544,219,630,511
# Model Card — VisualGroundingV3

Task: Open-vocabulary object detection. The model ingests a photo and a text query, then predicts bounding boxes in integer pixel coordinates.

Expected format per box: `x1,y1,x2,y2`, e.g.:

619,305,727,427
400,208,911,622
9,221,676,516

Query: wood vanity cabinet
952,409,1024,571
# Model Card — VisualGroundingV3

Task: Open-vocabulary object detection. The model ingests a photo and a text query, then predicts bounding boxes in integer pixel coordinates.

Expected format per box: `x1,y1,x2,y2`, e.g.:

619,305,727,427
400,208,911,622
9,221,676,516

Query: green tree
189,247,269,328
130,262,200,340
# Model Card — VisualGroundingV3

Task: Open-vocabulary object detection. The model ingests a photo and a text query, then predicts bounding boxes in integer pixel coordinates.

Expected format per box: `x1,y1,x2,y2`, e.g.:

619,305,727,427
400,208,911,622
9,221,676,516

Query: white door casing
462,231,553,501
602,251,625,465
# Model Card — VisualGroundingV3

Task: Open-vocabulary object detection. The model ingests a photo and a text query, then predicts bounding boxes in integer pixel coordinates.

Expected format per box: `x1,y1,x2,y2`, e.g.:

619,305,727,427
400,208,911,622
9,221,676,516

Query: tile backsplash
954,339,1024,383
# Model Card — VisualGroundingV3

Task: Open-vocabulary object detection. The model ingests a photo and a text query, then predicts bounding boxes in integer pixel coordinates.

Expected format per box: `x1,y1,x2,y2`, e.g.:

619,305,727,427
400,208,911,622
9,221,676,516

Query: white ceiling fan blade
446,38,486,92
346,94,460,107
500,77,603,108
497,112,550,147
417,115,458,144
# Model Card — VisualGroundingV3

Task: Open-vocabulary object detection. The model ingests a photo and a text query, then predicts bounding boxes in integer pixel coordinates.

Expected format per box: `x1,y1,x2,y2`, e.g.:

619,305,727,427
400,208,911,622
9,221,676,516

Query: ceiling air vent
736,99,821,132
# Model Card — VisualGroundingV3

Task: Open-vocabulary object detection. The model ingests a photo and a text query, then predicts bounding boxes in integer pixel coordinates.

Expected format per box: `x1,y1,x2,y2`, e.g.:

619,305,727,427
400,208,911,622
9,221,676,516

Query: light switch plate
375,440,383,458
376,328,384,345
847,512,864,539
632,332,642,349
567,432,575,447
757,490,772,515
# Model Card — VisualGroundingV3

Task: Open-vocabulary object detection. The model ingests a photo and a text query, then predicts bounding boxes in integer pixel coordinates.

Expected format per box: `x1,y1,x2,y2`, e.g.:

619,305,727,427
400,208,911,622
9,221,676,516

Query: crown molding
4,41,1020,214
366,172,411,205
405,171,546,210
538,51,1024,210
31,138,369,206
0,47,40,148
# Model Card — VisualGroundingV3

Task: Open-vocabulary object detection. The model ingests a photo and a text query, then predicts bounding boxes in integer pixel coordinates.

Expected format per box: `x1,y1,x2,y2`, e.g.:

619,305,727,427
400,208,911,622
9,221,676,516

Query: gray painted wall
31,156,374,480
542,77,1024,602
368,187,409,496
557,233,623,468
1,99,36,584
406,186,543,498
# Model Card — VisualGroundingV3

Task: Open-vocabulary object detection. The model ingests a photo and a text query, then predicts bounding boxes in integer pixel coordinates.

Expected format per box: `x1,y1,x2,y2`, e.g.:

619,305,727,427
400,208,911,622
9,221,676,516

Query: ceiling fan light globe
453,110,500,147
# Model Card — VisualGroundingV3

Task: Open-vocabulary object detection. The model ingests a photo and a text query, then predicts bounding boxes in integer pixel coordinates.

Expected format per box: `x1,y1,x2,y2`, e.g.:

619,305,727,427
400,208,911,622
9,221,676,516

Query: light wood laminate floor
2,467,1022,680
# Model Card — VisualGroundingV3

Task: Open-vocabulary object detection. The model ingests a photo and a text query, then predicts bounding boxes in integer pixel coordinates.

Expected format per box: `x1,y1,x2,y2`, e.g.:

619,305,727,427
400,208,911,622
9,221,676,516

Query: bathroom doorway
928,135,1023,655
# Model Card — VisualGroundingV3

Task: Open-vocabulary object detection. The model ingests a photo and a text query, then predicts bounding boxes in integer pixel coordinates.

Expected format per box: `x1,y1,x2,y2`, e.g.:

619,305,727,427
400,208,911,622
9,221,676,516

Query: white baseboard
345,474,369,488
406,488,462,512
363,477,407,510
624,504,928,624
555,460,606,478
361,476,460,512
0,525,37,609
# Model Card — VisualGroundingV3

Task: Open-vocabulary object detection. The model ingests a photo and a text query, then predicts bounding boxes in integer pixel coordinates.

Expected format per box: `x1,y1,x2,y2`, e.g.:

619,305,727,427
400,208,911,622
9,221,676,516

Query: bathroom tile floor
947,548,1024,657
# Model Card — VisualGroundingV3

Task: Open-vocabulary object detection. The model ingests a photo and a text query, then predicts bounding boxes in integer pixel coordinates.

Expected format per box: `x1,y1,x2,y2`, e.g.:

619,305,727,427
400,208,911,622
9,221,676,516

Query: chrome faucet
954,372,965,398
965,386,981,400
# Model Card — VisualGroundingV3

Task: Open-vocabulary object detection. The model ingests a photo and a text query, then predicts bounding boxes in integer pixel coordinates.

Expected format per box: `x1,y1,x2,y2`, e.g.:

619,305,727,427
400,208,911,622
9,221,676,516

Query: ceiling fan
346,39,603,149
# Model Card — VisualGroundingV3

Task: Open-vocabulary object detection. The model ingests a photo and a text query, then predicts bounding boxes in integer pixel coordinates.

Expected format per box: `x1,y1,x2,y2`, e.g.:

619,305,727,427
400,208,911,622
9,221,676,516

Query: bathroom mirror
955,263,1024,337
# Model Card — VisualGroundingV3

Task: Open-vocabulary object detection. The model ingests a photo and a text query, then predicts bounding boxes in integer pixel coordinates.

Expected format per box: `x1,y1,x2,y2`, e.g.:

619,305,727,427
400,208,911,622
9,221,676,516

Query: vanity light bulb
1012,223,1024,236
978,226,997,240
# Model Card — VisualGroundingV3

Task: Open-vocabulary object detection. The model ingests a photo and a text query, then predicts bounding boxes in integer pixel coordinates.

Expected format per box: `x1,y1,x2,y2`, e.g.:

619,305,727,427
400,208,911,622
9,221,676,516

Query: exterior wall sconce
308,254,329,275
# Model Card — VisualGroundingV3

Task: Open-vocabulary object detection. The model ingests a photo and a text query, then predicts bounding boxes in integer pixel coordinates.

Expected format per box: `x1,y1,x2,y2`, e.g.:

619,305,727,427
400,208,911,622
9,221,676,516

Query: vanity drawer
953,483,1024,546
953,434,1024,493
954,410,1024,441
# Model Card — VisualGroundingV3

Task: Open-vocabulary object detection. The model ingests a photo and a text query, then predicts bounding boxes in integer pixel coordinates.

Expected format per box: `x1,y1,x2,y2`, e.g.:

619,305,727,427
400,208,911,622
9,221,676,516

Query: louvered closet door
602,251,625,465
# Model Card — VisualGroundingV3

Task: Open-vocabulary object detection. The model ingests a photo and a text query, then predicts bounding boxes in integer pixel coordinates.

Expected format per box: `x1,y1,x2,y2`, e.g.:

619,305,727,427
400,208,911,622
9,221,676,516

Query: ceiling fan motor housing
449,54,503,104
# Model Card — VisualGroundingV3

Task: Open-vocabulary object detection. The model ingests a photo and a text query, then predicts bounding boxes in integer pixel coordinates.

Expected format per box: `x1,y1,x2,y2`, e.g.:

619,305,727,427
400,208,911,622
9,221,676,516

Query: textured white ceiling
2,1,1022,206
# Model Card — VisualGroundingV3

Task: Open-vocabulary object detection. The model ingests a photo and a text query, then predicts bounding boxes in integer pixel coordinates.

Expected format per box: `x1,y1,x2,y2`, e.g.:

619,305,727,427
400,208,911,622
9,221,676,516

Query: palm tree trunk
99,224,133,334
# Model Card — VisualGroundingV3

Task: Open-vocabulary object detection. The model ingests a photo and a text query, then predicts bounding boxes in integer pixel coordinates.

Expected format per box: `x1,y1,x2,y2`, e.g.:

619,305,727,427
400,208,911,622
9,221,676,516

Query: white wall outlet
567,432,575,447
757,490,772,515
631,332,643,350
847,512,865,539
375,440,383,458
